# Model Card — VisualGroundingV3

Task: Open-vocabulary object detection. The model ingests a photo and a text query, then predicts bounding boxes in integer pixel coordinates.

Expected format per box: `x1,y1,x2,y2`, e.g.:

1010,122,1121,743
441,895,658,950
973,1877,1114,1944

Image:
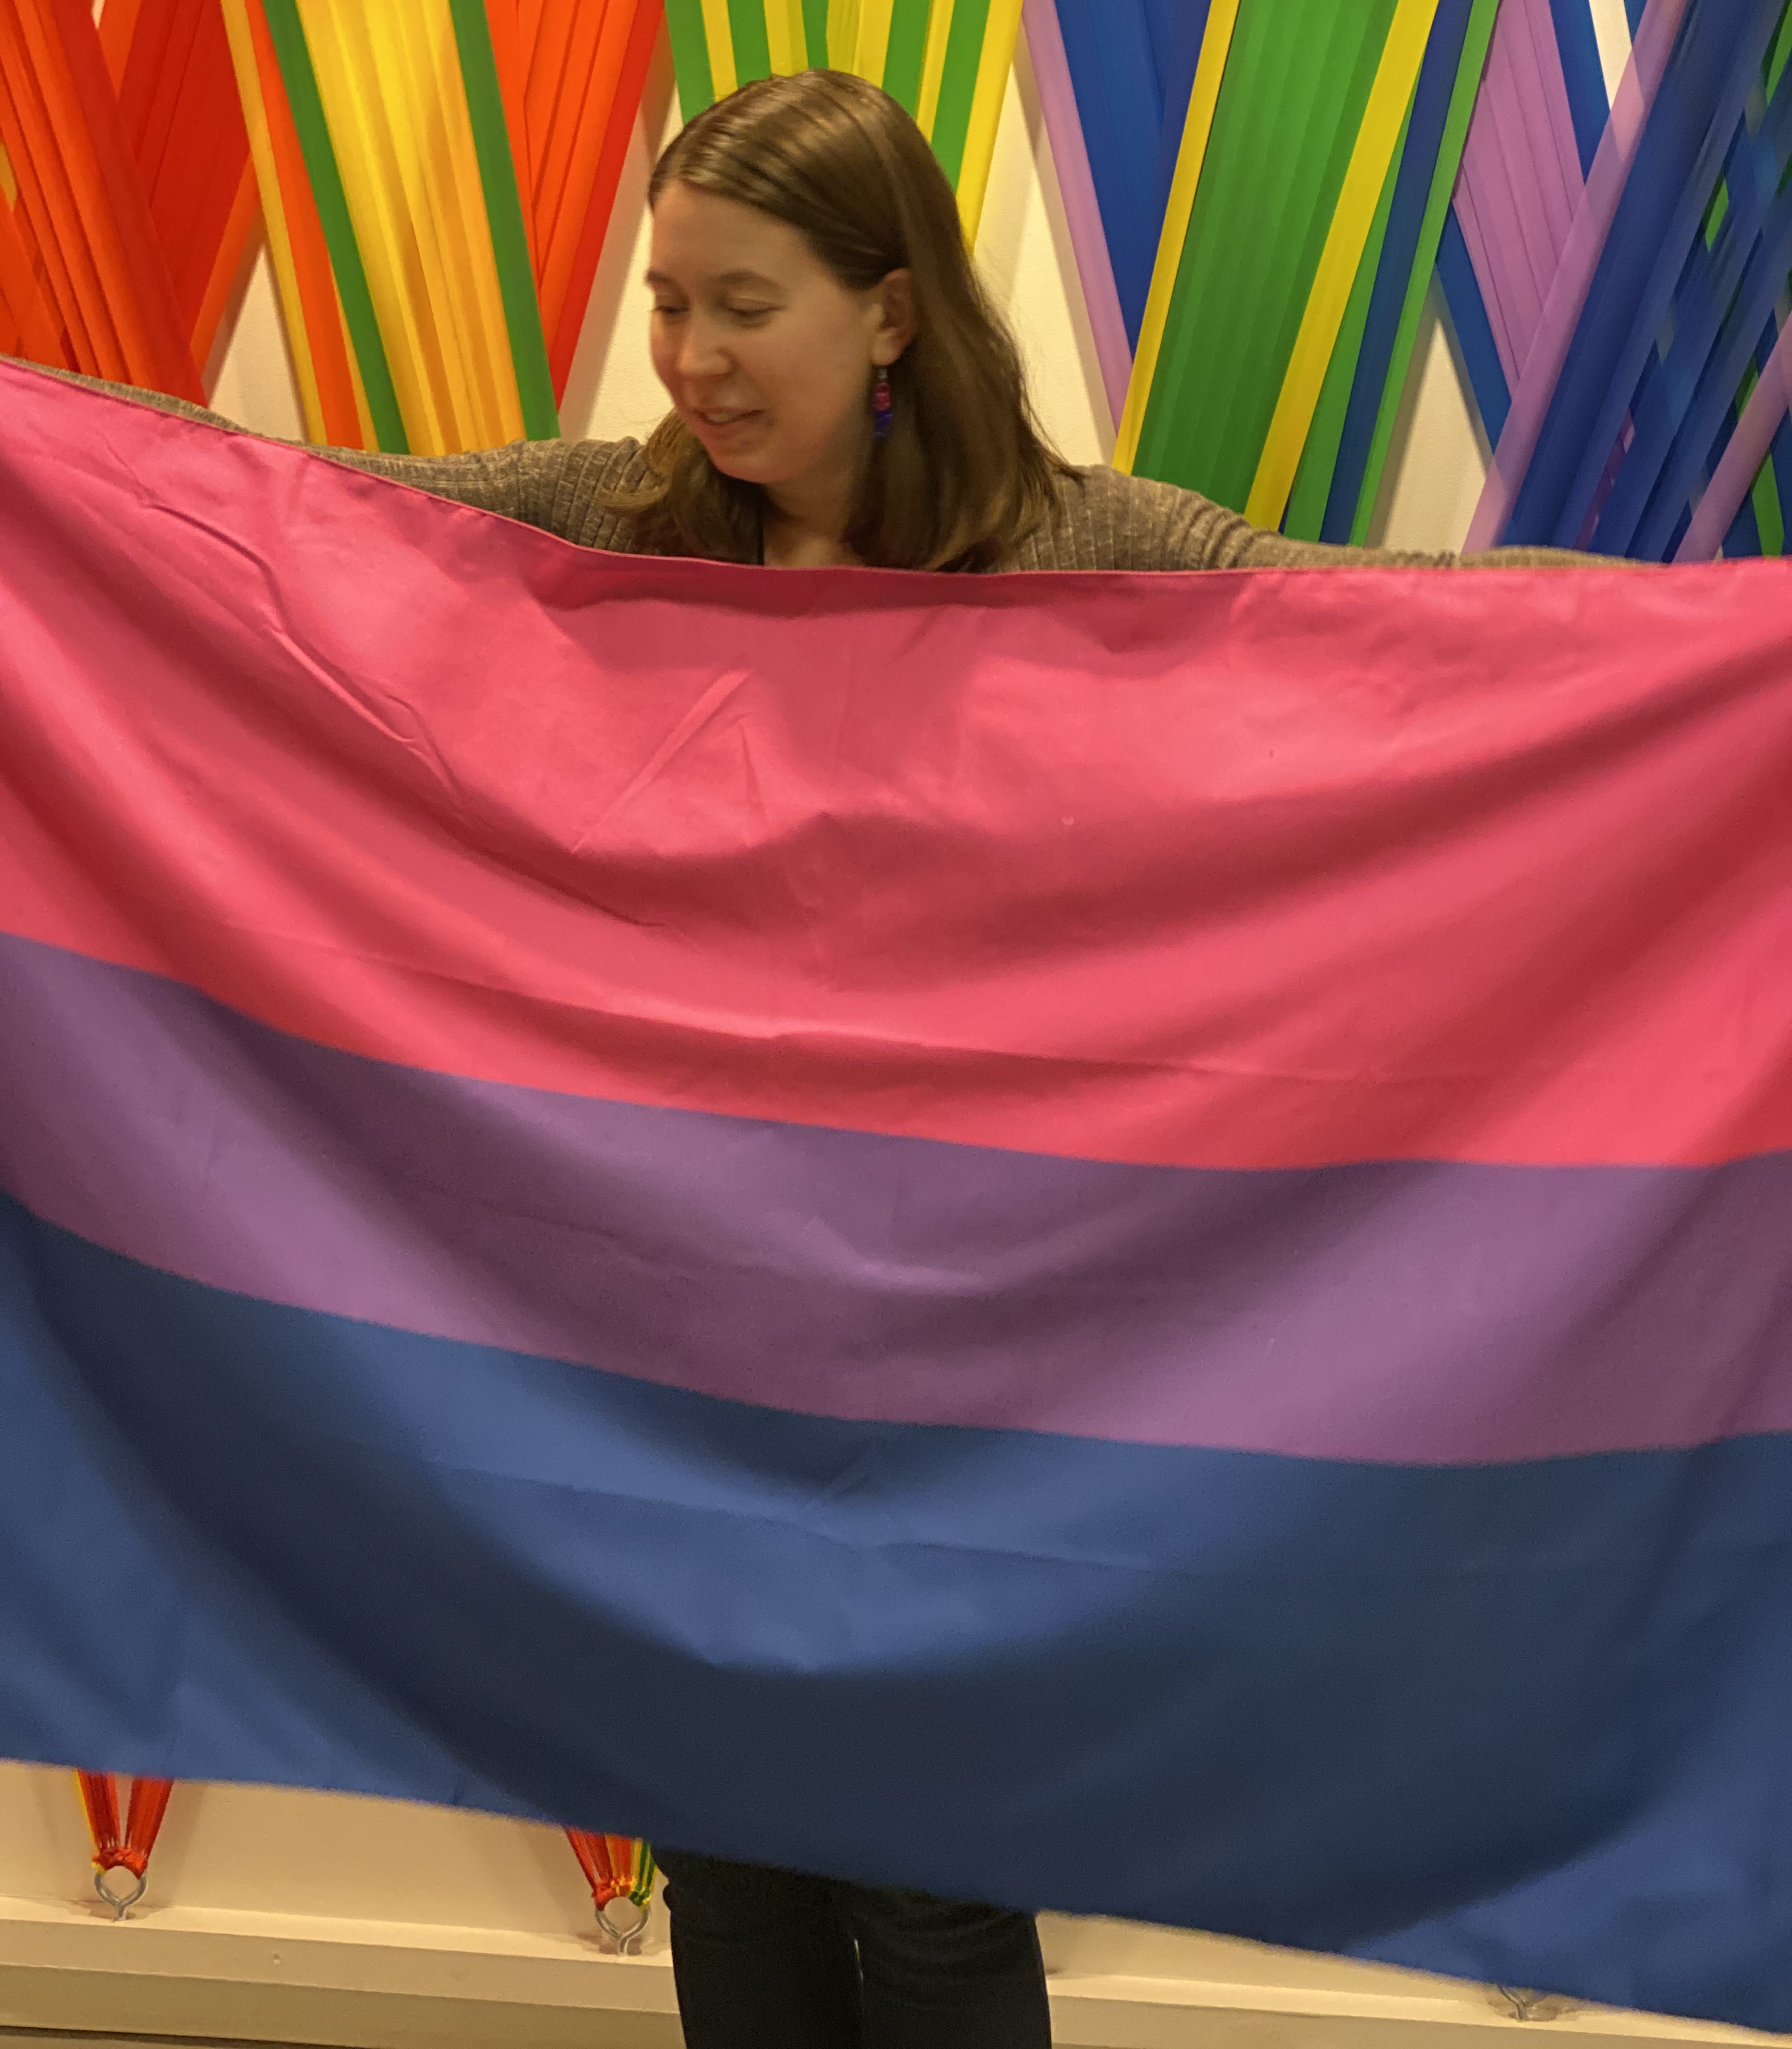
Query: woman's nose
677,317,730,379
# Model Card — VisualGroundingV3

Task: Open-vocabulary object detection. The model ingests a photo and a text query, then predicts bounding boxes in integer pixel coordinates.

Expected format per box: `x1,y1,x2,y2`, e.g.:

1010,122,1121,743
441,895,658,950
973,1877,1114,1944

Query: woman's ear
873,268,916,365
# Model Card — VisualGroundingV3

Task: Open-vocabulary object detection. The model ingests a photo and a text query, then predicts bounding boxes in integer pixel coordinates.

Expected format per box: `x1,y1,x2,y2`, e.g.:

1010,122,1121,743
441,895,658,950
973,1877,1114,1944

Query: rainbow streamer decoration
218,0,657,454
662,0,1022,239
1084,0,1496,541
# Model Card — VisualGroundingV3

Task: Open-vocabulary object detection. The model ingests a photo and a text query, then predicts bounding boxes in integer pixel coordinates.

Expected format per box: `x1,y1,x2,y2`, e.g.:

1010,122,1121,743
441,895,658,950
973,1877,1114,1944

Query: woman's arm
1047,465,1627,571
9,360,640,543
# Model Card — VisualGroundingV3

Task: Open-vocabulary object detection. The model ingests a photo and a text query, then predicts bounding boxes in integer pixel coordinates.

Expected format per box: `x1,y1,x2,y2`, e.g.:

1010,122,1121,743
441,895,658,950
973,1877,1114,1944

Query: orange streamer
548,1,659,393
114,0,255,364
76,1770,175,1886
239,0,362,445
0,0,202,397
506,0,659,400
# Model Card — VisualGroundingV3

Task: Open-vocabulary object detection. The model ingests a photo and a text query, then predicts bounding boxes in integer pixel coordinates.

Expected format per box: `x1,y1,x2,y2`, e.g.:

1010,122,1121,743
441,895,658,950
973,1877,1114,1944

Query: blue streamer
1499,0,1777,550
1602,54,1792,555
1627,181,1792,555
1320,0,1476,543
1723,483,1765,554
1054,0,1208,345
1145,0,1210,244
1436,204,1512,445
1550,0,1612,176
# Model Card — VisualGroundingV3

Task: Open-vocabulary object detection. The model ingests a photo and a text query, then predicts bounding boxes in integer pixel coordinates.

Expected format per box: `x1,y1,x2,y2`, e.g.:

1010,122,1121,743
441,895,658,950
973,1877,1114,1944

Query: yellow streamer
852,0,896,81
295,0,524,455
1112,0,1240,474
384,3,514,445
296,2,448,450
765,0,808,73
955,0,1021,242
914,0,955,139
218,0,329,445
700,0,738,97
1243,0,1438,529
828,0,861,70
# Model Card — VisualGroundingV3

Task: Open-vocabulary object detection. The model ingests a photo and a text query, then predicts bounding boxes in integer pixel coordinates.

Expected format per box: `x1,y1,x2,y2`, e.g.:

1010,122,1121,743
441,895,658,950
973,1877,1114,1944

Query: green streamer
1136,0,1397,510
1282,91,1414,539
665,0,717,116
448,0,560,441
928,0,993,187
729,0,774,84
883,0,933,113
260,0,408,452
1348,0,1497,543
1751,456,1784,553
803,0,831,67
1767,0,1792,99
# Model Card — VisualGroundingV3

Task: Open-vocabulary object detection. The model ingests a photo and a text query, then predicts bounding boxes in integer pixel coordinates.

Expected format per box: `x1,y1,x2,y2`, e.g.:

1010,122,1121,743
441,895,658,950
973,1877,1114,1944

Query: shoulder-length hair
613,69,1071,571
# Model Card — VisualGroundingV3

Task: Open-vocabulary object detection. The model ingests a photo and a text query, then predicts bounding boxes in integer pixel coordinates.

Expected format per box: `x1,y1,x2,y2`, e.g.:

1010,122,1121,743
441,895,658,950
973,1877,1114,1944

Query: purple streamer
1465,0,1688,550
1454,0,1588,386
1020,0,1133,433
1675,316,1792,560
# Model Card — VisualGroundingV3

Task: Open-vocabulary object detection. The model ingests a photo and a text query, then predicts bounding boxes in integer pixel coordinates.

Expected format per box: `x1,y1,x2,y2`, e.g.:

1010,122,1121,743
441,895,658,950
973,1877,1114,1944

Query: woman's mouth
692,407,760,439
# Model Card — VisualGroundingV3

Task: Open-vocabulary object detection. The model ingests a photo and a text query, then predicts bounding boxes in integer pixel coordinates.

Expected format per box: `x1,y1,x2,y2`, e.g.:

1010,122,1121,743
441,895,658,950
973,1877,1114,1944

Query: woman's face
646,183,911,504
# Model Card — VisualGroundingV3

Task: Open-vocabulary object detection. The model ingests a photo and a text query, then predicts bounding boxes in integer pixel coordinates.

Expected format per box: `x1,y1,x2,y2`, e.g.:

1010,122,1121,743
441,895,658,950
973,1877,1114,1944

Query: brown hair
612,69,1071,571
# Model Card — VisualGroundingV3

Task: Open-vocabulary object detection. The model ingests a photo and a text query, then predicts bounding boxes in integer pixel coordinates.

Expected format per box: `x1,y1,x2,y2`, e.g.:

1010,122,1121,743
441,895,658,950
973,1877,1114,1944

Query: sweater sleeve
7,359,625,543
1056,464,1623,571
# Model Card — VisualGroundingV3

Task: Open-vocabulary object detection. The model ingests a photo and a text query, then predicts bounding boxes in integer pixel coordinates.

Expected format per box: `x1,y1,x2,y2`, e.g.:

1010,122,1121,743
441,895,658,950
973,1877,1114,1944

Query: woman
27,64,1596,2049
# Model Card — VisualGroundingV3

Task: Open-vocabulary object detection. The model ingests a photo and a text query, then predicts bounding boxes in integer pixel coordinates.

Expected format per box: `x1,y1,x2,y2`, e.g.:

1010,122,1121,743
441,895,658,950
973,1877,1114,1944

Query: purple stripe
3,930,1790,1467
1021,0,1133,433
1453,0,1588,388
1465,0,1686,549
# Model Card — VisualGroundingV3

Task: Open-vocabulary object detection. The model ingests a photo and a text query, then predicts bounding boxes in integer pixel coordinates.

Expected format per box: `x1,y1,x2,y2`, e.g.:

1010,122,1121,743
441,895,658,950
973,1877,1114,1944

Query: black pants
655,1847,1051,2048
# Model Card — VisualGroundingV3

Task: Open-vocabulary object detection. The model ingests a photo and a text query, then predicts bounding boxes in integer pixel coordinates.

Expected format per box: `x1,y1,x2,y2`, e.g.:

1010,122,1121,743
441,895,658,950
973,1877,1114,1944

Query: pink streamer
1674,315,1792,560
1453,0,1587,386
1020,0,1133,432
1464,0,1689,551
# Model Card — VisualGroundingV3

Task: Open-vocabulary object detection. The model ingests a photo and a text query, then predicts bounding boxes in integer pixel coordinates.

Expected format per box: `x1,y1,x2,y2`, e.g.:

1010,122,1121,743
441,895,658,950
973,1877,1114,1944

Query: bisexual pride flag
3,360,1791,2029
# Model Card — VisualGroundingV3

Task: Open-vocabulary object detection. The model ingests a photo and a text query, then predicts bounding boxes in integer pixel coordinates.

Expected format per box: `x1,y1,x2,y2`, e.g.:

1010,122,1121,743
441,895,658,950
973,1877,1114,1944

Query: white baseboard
2,1894,1787,2049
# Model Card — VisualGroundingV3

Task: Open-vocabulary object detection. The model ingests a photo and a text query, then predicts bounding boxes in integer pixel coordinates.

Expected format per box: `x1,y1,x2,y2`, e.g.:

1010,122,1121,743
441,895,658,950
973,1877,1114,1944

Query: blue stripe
1322,0,1476,544
8,1191,1792,2029
1436,204,1511,445
1550,0,1612,176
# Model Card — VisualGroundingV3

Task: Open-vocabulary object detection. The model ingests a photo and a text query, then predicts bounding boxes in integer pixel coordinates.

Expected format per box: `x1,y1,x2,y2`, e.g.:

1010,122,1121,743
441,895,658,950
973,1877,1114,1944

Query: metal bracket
94,1864,147,1920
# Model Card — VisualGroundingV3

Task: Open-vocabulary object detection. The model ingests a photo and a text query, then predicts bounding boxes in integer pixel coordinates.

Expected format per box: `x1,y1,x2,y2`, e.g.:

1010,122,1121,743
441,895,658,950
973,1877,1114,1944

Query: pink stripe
8,360,1792,1175
1020,0,1132,433
1465,0,1688,550
1675,315,1792,560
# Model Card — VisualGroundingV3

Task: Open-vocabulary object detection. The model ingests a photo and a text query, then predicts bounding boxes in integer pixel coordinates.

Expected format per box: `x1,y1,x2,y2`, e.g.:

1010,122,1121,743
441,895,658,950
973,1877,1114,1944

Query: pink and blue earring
872,365,894,442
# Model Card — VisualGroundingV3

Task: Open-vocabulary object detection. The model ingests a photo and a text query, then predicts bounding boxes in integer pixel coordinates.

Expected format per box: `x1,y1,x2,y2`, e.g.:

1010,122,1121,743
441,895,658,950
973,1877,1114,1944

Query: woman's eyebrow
643,267,784,291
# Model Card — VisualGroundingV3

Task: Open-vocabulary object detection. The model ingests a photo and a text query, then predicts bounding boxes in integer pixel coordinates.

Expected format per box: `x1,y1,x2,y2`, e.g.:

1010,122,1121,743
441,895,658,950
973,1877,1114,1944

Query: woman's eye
727,305,775,323
652,302,687,320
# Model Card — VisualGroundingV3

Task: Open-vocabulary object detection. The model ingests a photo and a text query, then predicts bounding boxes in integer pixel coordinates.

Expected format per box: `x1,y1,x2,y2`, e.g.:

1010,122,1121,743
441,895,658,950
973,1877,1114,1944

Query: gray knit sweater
27,363,1600,571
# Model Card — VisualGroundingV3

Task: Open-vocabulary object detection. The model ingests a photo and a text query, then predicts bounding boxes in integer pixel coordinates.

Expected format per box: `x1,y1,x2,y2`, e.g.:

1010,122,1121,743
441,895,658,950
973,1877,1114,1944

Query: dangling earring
872,365,894,442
